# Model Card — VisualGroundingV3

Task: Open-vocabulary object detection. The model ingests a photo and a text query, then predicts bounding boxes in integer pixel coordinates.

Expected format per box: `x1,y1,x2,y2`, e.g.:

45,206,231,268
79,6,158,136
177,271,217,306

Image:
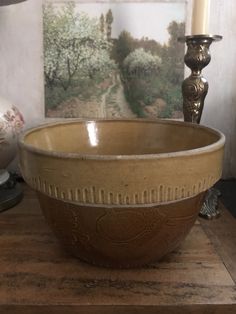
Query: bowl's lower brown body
38,192,205,268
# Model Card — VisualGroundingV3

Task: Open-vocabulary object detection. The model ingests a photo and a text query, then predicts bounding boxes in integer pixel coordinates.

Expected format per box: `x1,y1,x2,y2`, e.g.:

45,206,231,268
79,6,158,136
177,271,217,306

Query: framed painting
43,0,187,119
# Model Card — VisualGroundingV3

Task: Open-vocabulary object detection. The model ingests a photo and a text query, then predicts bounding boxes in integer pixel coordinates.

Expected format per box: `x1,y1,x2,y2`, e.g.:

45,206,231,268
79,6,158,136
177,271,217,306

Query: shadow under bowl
19,119,225,268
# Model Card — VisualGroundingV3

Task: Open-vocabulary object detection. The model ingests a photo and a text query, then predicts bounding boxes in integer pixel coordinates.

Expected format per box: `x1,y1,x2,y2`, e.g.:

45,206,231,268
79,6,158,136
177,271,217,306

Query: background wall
0,0,235,178
201,0,236,178
0,0,44,127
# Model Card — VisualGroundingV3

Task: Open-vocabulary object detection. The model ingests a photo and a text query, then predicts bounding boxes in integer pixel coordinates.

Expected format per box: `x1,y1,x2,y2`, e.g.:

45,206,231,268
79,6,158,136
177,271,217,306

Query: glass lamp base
0,170,10,185
0,173,23,212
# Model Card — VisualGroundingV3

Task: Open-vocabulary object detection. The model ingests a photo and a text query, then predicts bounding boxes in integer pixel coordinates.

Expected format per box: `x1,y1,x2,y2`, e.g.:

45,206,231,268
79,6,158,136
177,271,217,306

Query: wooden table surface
0,184,236,314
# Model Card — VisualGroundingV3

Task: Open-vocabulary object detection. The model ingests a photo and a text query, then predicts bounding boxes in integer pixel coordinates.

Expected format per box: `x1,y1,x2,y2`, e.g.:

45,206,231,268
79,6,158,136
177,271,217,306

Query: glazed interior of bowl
23,119,221,156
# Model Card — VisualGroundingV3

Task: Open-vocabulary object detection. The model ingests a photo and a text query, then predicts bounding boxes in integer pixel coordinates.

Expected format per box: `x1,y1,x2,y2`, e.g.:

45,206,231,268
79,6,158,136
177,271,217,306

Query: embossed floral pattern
0,137,9,148
0,120,7,151
3,105,24,136
0,105,24,153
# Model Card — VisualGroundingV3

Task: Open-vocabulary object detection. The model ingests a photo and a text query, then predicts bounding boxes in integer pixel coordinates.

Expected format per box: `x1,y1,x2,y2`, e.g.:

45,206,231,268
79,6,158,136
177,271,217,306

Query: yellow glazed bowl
19,119,225,268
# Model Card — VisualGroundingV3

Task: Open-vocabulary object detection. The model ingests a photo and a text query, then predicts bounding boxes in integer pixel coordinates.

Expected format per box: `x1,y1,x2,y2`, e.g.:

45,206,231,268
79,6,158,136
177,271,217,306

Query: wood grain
200,202,236,283
0,184,235,313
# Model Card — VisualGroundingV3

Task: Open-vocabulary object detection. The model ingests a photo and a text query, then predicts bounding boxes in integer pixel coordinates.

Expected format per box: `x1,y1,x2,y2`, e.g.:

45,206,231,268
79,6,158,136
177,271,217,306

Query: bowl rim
18,118,225,160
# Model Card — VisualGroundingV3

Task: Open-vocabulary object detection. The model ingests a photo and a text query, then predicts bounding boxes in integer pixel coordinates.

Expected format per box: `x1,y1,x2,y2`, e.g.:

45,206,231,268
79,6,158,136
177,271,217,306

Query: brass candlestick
179,34,222,219
180,35,222,123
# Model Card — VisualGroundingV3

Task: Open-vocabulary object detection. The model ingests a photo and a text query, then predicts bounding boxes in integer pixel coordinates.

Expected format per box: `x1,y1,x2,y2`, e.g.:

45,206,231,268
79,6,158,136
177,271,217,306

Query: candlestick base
179,34,222,219
199,188,221,219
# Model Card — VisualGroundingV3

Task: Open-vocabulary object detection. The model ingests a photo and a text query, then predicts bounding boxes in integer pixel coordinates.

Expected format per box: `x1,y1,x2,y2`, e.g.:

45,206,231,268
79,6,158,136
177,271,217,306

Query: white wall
0,0,44,127
0,0,235,178
201,0,236,178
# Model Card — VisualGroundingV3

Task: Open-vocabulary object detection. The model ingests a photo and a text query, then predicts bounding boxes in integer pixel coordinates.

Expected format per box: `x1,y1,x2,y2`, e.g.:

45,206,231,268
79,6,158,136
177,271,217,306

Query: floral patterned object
0,97,24,169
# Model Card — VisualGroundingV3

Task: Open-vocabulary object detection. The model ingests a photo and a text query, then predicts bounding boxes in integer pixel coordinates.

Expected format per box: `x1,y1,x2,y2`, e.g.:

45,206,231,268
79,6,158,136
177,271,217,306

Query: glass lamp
0,0,26,211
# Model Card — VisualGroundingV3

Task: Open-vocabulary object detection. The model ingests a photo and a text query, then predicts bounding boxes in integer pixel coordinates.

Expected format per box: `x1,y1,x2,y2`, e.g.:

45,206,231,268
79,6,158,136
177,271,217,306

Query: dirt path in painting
100,74,116,117
105,73,136,118
46,72,137,119
115,74,136,117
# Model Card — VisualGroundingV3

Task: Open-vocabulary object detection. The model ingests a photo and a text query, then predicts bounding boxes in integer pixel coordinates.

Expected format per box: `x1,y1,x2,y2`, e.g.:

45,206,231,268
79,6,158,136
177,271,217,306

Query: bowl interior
23,120,221,156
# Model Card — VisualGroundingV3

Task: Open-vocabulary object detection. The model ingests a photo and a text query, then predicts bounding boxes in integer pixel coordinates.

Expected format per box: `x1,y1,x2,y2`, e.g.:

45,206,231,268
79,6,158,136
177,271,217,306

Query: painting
43,0,186,119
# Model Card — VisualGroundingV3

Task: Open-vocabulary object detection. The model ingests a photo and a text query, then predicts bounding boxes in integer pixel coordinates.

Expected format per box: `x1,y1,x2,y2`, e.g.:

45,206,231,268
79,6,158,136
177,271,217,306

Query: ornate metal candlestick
179,34,222,219
180,35,222,123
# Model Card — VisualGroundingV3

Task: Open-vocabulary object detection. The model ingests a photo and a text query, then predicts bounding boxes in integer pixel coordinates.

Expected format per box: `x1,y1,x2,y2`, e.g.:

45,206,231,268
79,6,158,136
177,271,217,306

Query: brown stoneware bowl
19,119,225,268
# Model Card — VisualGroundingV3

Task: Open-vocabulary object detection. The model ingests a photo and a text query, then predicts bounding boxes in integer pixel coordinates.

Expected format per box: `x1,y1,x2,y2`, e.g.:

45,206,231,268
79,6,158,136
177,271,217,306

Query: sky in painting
52,2,186,45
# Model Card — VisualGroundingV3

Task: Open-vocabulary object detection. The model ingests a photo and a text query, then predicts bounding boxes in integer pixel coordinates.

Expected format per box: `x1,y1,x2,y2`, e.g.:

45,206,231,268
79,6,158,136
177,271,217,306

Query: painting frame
42,0,192,121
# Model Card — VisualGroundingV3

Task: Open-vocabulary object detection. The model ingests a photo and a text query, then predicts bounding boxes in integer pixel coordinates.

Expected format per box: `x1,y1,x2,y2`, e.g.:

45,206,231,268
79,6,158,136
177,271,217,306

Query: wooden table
0,184,236,313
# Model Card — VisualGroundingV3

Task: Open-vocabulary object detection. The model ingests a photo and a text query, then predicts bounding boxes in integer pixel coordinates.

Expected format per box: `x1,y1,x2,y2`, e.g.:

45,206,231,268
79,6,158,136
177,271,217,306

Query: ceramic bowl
19,119,225,268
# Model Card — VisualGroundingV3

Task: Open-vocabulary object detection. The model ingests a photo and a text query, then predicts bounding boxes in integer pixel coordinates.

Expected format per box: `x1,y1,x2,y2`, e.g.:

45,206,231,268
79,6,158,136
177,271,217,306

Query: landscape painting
43,0,186,119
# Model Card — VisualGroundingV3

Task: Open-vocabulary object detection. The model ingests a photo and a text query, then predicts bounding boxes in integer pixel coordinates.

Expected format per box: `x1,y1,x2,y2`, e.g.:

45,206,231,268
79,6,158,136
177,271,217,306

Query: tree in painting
105,9,114,40
43,3,116,115
123,48,161,78
115,22,185,118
